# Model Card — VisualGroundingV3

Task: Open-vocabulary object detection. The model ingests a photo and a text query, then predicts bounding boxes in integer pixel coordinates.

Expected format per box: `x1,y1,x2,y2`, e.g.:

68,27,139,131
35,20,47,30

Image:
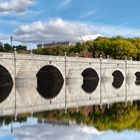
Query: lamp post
64,52,67,113
10,36,13,51
10,36,14,133
100,54,102,109
10,36,17,121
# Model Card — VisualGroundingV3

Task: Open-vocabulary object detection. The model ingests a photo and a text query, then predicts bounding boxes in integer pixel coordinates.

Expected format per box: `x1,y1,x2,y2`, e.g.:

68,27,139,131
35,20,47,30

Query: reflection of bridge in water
0,52,140,116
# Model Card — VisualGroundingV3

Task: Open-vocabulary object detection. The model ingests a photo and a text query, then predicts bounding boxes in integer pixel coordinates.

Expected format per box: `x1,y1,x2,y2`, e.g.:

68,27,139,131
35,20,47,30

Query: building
37,41,70,49
0,42,3,47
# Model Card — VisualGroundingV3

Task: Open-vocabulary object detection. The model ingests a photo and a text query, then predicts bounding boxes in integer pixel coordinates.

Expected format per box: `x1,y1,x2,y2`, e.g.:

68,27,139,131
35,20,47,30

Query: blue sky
0,0,140,48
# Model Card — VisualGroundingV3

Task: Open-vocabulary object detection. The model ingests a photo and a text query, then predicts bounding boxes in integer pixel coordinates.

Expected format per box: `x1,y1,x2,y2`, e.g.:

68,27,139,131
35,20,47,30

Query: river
0,117,140,140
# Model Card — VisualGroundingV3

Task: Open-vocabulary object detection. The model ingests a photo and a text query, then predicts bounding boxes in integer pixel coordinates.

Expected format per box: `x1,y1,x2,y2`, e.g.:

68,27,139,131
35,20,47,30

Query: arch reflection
0,65,13,103
81,68,99,93
112,70,124,89
36,65,64,99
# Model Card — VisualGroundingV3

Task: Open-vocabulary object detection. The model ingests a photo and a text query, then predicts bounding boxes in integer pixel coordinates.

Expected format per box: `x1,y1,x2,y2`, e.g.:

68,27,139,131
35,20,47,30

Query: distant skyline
0,0,140,48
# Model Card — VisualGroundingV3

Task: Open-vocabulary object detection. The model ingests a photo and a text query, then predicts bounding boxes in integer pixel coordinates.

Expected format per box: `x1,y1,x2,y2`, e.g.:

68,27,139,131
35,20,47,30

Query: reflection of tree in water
92,102,139,130
0,115,28,126
34,101,140,131
2,102,140,131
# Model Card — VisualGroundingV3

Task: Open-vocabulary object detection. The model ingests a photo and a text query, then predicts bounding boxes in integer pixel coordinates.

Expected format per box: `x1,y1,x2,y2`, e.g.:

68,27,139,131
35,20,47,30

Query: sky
1,117,140,140
0,0,140,48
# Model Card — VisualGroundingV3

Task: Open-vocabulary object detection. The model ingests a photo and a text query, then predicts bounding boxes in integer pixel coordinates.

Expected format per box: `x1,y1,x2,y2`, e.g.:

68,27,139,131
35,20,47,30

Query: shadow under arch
0,65,13,103
81,68,99,93
135,72,140,85
112,70,124,89
36,65,64,99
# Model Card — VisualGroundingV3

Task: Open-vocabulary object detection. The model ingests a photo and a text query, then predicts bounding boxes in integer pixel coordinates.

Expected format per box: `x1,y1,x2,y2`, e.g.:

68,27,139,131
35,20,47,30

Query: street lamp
10,36,13,50
10,36,17,122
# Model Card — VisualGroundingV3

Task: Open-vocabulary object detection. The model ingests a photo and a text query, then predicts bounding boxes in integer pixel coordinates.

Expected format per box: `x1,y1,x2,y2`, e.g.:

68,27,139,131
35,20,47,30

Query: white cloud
93,23,140,37
79,34,103,42
0,35,9,40
1,118,100,140
13,125,98,140
81,10,97,18
59,0,72,7
63,0,72,5
13,18,98,44
12,18,140,46
0,0,33,13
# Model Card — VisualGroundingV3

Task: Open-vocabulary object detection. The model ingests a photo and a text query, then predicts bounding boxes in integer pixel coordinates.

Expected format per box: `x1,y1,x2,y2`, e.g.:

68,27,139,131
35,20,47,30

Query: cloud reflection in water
0,117,140,140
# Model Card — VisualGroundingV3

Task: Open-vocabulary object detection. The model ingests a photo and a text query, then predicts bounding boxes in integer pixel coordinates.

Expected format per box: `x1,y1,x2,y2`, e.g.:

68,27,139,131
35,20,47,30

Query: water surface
0,117,140,140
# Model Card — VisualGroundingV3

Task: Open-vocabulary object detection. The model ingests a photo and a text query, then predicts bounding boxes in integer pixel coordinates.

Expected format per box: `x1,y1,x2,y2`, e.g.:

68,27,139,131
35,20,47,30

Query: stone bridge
0,52,140,117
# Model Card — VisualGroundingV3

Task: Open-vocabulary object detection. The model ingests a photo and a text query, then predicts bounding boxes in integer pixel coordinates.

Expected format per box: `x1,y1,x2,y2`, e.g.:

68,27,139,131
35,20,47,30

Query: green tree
4,43,12,52
110,38,137,59
14,45,27,51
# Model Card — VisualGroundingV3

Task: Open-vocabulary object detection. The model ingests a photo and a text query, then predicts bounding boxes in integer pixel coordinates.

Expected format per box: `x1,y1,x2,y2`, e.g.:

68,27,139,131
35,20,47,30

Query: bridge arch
0,65,13,103
112,70,124,89
81,68,99,93
36,65,64,99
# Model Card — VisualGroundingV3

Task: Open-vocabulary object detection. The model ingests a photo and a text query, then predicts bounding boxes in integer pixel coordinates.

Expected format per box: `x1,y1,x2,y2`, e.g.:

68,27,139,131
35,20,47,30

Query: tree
110,38,137,59
14,45,27,51
4,43,12,52
92,37,112,58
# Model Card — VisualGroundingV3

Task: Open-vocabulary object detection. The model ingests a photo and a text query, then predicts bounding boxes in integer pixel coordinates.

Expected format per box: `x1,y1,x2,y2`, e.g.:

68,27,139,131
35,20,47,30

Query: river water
0,117,140,140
